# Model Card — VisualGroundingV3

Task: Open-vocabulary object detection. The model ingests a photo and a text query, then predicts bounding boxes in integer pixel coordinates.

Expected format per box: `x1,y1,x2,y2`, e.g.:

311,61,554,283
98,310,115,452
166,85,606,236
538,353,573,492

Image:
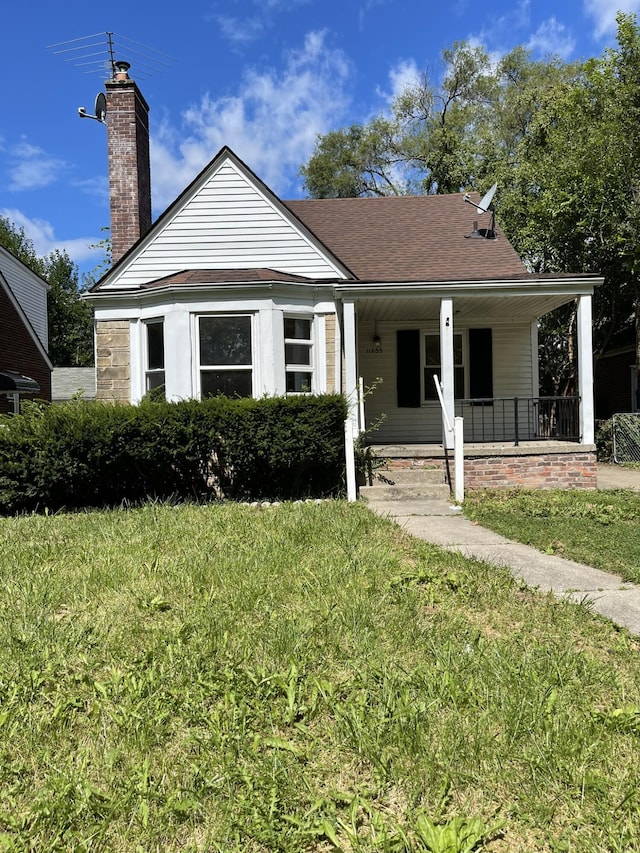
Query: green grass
463,489,640,584
1,501,640,851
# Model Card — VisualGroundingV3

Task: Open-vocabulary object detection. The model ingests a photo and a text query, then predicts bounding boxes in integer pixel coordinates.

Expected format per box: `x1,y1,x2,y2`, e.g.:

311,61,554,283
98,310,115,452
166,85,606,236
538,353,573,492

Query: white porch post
440,298,455,449
342,300,359,426
342,299,358,501
577,294,595,445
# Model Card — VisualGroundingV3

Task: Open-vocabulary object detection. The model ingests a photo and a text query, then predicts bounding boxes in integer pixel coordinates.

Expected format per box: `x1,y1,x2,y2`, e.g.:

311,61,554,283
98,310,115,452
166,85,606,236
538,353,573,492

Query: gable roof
0,245,49,347
91,145,536,294
0,270,52,369
92,147,351,291
285,195,527,282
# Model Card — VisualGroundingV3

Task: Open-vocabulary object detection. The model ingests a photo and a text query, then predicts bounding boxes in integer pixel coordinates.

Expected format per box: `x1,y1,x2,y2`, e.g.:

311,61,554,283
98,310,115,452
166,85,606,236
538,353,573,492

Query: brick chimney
105,61,152,264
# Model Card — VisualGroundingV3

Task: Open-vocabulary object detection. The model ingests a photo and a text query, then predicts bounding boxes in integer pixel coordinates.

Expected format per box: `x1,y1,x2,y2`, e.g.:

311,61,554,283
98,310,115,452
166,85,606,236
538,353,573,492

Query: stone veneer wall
324,313,338,393
96,320,131,402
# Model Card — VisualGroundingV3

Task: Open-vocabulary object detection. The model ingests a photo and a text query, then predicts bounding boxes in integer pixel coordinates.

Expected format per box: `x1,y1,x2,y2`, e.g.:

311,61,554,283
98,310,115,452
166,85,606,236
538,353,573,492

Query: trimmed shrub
0,395,347,515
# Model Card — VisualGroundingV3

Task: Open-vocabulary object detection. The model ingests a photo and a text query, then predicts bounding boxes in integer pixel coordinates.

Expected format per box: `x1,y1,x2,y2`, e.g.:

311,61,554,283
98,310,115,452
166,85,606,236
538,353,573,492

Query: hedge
0,395,348,515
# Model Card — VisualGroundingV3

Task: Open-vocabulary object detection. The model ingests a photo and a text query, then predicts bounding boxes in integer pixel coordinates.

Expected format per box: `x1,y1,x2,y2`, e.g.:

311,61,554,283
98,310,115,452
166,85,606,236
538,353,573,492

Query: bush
0,395,347,515
596,418,614,462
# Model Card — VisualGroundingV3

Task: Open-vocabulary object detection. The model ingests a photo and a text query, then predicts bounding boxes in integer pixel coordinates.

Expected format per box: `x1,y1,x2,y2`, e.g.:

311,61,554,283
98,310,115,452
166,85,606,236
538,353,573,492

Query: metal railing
453,396,581,444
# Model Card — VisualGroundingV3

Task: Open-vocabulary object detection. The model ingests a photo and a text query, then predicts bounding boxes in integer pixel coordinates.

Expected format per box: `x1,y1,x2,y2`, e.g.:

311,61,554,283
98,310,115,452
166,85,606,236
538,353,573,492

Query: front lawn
1,501,639,851
463,489,640,584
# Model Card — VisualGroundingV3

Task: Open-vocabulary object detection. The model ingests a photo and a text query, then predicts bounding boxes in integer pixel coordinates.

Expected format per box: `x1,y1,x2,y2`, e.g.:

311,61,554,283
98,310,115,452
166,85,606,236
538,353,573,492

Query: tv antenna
463,182,497,240
47,31,176,81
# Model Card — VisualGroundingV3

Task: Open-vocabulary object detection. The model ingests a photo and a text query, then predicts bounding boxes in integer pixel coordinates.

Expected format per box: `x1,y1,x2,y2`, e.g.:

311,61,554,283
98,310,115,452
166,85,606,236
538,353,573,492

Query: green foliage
463,488,640,583
1,501,640,850
596,418,614,461
0,215,94,367
0,395,347,514
301,17,640,394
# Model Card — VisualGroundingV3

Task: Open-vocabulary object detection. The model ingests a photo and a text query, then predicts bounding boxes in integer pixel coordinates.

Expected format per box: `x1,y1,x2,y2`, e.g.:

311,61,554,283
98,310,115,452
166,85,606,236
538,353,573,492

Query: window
145,320,165,398
424,333,464,400
198,315,253,398
284,317,313,393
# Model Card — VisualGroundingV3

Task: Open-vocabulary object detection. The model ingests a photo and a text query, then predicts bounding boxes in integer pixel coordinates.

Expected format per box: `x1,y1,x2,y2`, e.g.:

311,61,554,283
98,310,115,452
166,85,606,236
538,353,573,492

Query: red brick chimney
105,61,152,264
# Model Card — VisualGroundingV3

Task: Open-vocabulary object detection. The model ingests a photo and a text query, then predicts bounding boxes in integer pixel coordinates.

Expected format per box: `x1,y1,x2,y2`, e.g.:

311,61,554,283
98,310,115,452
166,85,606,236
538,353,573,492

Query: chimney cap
113,60,131,81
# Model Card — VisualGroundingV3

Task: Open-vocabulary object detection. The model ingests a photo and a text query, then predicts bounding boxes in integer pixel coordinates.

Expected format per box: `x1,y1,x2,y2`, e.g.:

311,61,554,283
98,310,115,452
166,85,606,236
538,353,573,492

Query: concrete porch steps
360,466,451,502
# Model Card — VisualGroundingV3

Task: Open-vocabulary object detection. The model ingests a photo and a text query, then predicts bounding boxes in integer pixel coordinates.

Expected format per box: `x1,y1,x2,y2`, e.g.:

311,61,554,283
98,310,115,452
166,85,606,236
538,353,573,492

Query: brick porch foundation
369,442,597,490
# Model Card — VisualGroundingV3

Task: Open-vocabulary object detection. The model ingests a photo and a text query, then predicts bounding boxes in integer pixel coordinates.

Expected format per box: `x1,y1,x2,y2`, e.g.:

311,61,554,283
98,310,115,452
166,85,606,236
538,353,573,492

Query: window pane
285,343,311,365
286,371,312,393
425,335,440,366
201,370,252,398
454,334,463,366
424,368,440,400
146,371,165,391
147,322,164,370
284,318,311,340
199,316,252,365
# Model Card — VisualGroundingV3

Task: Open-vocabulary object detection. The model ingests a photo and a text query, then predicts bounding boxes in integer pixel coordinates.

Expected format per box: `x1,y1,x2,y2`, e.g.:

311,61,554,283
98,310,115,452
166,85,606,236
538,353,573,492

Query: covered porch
338,276,599,491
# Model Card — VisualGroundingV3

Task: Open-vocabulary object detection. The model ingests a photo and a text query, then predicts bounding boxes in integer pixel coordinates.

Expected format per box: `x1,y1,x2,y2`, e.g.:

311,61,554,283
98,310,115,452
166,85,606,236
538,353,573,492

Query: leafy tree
301,20,640,396
43,250,94,366
0,215,94,366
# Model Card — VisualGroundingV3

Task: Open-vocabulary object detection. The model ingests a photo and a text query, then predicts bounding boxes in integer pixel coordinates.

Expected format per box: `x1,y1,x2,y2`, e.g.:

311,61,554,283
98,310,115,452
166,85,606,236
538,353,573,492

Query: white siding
358,319,534,444
0,247,48,348
106,160,346,289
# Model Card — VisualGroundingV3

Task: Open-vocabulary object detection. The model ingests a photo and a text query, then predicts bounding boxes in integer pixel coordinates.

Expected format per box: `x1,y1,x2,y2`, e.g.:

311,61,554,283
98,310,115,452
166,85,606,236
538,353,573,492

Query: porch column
440,298,455,449
577,294,595,444
342,299,359,426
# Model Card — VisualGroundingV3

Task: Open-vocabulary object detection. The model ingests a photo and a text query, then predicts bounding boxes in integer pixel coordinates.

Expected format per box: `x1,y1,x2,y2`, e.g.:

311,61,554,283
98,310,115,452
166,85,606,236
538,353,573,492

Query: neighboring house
86,62,602,489
51,367,96,403
0,245,52,414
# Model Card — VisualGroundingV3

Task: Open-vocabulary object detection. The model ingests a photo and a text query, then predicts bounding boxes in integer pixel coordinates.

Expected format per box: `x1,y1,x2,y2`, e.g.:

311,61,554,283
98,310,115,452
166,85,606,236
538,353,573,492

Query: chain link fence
612,413,640,463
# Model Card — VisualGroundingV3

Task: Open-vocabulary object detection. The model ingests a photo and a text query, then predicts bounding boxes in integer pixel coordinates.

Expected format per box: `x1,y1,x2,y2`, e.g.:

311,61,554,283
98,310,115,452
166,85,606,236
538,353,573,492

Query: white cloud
150,30,353,207
210,0,311,46
387,60,422,102
216,15,265,45
0,207,102,266
584,0,640,39
7,141,69,191
526,17,576,59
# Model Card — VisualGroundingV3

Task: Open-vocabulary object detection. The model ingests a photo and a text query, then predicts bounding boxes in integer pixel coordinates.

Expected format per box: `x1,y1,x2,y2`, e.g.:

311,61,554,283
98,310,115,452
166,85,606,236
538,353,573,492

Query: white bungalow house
86,62,601,490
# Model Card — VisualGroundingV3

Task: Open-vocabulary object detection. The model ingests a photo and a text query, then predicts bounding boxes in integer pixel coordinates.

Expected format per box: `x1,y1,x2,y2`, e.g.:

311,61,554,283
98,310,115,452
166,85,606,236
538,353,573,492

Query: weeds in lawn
463,489,640,583
0,502,639,850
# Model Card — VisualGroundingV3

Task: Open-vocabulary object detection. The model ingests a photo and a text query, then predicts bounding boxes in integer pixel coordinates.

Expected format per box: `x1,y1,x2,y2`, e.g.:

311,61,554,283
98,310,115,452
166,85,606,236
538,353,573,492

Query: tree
0,215,94,367
44,250,94,366
301,21,640,396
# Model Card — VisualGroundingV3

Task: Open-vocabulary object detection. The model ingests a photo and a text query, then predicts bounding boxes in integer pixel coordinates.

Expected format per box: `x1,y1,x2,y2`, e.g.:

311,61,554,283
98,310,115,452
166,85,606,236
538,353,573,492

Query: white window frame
195,313,255,399
284,315,314,394
422,330,466,403
143,318,166,397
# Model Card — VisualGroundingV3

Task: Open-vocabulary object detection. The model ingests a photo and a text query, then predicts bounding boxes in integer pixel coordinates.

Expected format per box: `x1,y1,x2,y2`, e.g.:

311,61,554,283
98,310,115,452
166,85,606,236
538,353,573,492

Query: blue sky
2,0,639,277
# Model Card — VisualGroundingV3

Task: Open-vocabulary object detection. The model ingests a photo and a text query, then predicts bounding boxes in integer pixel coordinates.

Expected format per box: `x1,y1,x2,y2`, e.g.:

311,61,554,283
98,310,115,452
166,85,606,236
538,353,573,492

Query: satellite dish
95,92,107,123
463,182,498,240
476,182,497,215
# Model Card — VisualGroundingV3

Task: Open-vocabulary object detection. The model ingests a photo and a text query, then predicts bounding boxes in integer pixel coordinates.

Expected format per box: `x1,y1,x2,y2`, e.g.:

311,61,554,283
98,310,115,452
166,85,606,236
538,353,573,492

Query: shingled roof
285,193,527,282
140,268,315,290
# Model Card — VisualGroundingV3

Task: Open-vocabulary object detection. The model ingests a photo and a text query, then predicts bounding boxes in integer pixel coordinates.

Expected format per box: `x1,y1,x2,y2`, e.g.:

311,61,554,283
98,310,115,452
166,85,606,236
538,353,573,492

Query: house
51,367,97,404
0,245,52,414
86,62,602,490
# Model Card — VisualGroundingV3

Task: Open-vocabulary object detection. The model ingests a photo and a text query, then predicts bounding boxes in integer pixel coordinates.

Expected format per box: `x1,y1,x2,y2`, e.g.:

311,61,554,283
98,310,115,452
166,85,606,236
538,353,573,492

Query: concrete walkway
367,464,640,636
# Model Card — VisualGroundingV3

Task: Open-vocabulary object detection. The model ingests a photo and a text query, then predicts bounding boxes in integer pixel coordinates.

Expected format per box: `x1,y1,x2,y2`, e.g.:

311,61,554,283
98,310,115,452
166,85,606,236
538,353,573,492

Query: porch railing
453,396,580,444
